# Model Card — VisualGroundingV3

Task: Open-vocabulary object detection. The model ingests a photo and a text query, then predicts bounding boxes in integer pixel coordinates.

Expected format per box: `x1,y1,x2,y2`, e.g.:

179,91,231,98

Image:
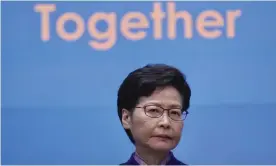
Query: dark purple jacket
120,152,187,165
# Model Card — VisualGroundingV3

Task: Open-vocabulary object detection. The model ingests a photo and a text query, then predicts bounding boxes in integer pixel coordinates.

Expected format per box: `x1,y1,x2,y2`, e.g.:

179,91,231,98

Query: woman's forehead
138,87,182,107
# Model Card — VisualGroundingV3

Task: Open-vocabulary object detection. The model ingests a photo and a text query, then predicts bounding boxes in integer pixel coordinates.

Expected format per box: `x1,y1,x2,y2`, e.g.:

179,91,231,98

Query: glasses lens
169,109,183,121
145,105,163,118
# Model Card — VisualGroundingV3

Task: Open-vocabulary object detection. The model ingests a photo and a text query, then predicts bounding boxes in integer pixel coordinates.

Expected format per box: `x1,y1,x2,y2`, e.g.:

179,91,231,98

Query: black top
120,152,187,165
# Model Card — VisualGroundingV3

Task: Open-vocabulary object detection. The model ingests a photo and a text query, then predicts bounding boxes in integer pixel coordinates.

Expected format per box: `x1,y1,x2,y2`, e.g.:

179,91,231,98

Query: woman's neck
135,146,170,165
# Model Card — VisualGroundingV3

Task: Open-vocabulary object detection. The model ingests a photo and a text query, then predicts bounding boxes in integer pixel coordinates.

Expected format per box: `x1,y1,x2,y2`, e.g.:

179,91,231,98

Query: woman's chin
148,141,176,152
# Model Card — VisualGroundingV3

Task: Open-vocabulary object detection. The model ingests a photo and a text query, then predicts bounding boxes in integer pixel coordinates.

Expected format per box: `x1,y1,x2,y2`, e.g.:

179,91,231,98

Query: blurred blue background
2,1,276,165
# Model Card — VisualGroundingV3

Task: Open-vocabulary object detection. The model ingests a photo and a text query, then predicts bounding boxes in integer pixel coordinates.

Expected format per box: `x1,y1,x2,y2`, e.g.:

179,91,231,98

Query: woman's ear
121,108,132,129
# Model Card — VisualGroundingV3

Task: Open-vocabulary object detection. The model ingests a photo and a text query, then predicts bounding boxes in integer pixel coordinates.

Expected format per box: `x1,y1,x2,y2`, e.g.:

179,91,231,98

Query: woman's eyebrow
145,102,181,108
169,104,182,108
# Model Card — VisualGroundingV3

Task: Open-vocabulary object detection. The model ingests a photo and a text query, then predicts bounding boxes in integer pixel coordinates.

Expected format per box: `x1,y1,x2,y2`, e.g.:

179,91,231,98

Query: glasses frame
135,105,189,121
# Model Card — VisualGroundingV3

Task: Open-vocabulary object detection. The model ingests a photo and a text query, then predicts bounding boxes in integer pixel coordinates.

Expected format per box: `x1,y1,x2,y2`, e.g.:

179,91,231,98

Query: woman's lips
152,134,172,140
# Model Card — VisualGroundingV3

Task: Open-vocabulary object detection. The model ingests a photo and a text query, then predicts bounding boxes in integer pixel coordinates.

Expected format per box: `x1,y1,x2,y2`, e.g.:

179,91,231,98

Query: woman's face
122,86,184,152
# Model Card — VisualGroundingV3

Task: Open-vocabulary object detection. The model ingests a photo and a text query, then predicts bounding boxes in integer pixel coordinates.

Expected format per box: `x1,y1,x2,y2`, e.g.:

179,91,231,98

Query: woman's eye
150,109,158,112
171,111,180,116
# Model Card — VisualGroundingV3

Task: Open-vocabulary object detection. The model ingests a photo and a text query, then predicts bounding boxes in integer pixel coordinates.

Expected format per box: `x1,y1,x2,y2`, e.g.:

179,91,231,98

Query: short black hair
117,64,191,144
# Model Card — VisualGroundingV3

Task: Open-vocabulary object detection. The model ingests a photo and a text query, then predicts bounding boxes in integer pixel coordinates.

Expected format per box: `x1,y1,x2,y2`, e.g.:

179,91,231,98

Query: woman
117,64,191,165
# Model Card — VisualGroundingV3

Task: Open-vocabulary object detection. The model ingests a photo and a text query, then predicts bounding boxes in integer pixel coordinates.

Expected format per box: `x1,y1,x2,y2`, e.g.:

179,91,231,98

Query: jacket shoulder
169,153,188,165
119,153,138,165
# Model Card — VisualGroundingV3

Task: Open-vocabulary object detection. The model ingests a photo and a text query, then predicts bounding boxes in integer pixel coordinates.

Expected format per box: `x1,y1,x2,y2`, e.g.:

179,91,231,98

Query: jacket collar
133,151,172,165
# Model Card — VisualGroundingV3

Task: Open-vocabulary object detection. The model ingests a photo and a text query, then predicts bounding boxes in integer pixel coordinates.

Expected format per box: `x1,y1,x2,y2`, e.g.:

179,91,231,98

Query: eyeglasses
135,105,189,121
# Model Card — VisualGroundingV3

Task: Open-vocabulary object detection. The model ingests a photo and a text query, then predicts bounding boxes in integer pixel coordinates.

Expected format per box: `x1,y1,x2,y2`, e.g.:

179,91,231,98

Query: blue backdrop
2,1,276,165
